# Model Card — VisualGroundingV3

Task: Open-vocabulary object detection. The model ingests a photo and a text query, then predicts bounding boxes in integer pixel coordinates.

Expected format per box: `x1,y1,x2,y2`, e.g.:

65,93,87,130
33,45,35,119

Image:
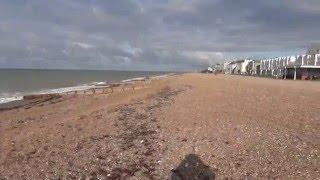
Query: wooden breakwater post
23,93,62,100
22,93,63,109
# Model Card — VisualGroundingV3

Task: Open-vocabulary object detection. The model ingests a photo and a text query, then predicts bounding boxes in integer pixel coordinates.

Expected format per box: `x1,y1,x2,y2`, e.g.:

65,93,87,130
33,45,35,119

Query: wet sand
0,73,319,179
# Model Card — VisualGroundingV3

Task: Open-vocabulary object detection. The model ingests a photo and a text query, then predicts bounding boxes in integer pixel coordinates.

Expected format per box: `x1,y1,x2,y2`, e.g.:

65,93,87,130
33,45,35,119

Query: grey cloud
0,0,319,71
164,0,320,51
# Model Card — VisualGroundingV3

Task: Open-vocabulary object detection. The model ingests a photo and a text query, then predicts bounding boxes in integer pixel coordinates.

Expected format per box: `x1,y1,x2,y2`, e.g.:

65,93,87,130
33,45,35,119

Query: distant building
259,54,320,80
223,61,233,74
231,60,244,74
222,46,320,80
240,59,254,75
247,60,261,75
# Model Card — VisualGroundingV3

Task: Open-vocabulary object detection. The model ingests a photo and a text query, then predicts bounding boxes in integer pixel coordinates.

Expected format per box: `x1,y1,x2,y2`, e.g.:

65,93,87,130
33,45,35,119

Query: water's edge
0,72,174,104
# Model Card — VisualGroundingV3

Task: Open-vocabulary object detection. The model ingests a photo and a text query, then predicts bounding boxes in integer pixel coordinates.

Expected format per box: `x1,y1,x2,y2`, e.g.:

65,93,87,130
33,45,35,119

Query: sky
0,0,319,71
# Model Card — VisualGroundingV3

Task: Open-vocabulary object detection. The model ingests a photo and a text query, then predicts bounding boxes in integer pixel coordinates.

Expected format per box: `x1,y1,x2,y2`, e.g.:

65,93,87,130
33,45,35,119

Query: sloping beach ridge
0,73,319,179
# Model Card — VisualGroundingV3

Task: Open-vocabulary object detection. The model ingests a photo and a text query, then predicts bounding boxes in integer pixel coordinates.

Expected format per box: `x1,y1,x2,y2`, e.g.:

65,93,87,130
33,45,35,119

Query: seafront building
260,54,320,80
221,53,320,80
223,59,258,75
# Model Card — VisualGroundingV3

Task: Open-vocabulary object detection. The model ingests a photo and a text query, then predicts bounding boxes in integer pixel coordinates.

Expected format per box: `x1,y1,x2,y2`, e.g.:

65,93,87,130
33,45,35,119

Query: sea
0,69,171,104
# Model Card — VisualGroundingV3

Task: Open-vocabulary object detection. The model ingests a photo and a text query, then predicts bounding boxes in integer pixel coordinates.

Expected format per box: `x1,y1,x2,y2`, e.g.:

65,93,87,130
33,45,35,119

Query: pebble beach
0,73,319,179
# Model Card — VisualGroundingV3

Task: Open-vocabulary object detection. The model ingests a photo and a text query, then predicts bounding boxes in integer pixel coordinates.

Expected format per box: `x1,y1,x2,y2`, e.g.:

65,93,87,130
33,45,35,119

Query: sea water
0,69,169,104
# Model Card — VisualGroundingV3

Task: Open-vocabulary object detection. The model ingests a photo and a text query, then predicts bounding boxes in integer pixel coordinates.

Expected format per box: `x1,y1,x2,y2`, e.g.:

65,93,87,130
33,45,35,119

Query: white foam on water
122,77,146,83
0,96,23,104
0,91,24,104
93,82,107,85
150,73,174,79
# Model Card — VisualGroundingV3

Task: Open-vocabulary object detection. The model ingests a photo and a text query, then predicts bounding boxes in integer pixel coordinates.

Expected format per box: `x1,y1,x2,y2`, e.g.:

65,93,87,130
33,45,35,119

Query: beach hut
223,61,233,74
316,54,320,66
296,55,303,66
252,60,261,75
240,59,253,75
230,60,243,74
302,55,308,66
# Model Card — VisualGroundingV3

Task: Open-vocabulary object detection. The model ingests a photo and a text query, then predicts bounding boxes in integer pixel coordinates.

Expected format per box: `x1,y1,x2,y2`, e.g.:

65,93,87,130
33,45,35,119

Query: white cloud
121,42,142,55
72,42,94,49
181,51,224,65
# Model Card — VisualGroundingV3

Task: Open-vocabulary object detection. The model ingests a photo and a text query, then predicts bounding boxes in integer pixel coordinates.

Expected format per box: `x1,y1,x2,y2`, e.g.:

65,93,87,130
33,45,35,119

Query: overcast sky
0,0,319,71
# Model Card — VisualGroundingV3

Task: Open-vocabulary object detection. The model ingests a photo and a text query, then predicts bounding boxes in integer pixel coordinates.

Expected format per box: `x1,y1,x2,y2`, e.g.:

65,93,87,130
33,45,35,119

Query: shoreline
0,73,177,111
0,69,177,104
